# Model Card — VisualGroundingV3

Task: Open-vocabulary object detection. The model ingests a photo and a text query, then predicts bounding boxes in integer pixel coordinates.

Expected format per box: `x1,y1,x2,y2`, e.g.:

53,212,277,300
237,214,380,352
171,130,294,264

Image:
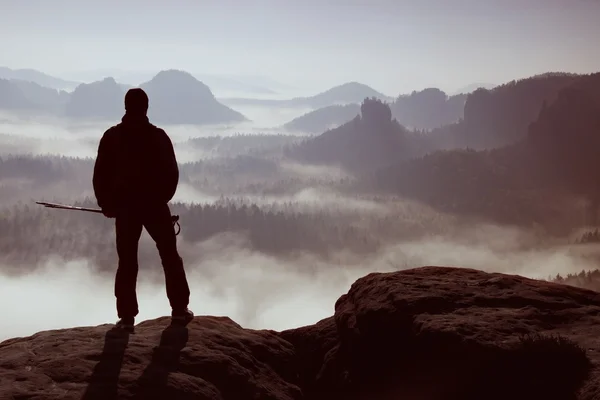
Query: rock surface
0,316,301,400
3,266,600,399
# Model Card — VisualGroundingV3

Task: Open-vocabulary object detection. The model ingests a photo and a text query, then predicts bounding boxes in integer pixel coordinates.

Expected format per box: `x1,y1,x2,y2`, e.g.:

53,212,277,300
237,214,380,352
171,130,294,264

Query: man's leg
115,212,143,322
143,204,191,318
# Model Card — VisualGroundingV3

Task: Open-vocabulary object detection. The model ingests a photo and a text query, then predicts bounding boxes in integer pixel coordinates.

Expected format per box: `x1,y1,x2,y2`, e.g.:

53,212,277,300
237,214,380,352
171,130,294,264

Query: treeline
551,269,600,293
0,192,468,273
0,155,96,205
0,150,305,201
576,229,600,245
0,199,377,272
0,154,93,182
182,133,305,158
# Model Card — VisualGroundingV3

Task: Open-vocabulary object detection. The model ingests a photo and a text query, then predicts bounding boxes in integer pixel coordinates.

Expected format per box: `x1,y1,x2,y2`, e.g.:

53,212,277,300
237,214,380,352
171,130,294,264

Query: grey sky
1,0,599,94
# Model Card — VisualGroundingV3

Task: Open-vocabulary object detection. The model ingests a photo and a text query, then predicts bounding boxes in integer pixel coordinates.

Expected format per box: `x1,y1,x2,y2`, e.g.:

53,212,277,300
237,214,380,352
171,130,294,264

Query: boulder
282,266,600,400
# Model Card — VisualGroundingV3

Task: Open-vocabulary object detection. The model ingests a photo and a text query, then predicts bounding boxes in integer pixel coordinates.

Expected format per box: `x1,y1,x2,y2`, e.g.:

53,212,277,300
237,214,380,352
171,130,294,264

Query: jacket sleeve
157,129,179,203
92,129,116,210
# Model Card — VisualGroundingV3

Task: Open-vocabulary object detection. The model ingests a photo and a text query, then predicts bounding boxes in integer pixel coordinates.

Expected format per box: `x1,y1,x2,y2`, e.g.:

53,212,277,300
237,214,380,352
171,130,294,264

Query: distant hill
11,80,70,114
139,69,246,125
284,72,600,181
356,75,600,228
64,77,125,120
0,79,36,110
285,98,426,173
220,82,393,108
59,70,247,124
297,82,393,108
281,88,466,134
283,104,361,133
422,72,594,151
0,66,80,91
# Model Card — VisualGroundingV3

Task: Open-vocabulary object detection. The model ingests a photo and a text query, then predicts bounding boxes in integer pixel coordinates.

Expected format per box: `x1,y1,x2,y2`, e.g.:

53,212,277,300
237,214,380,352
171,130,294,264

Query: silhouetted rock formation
390,88,467,130
140,69,247,125
415,72,599,152
286,98,429,173
348,73,600,230
2,266,598,399
528,83,600,224
459,72,581,148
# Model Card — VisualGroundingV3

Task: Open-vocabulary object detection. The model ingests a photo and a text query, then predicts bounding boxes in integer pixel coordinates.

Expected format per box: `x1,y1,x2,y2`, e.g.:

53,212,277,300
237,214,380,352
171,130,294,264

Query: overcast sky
1,0,599,95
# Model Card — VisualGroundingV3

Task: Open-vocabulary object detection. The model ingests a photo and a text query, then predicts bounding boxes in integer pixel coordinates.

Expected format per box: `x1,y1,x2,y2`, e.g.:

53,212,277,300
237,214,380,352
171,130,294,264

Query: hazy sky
1,0,599,94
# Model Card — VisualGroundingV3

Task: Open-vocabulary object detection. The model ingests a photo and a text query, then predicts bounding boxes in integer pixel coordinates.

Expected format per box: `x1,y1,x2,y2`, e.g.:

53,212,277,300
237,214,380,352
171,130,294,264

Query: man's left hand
102,208,117,218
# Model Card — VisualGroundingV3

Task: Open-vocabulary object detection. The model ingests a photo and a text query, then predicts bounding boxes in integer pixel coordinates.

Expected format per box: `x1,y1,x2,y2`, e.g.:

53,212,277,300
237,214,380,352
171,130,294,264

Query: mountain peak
139,69,246,125
149,69,205,86
313,81,389,99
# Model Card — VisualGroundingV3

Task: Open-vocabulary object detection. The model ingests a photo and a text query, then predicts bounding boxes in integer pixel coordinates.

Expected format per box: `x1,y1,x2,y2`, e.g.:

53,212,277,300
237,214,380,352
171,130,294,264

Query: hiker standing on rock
92,88,193,332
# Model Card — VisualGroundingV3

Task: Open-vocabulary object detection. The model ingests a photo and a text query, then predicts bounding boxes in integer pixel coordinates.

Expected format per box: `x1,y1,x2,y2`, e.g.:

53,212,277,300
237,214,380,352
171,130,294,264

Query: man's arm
157,128,179,203
92,129,116,214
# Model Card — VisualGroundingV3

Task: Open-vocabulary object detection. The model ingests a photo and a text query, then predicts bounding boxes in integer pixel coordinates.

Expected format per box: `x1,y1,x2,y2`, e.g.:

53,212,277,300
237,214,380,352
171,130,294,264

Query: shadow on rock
132,323,189,399
81,327,131,400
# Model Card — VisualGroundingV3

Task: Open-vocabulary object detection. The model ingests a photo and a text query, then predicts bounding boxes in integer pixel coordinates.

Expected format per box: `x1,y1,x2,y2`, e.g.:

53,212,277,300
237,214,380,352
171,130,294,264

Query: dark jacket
92,114,179,212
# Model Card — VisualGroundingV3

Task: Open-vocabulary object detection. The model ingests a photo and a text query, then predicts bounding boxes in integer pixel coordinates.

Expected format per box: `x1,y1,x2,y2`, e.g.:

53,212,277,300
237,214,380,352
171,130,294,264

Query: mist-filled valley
3,66,600,345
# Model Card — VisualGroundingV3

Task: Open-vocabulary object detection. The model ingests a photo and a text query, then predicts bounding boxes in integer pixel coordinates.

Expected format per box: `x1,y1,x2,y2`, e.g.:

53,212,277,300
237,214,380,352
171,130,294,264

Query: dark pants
114,203,190,318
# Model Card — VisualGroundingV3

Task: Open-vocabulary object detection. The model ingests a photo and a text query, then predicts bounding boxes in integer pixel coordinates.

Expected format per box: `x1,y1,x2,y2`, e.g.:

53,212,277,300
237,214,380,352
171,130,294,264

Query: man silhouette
92,88,193,332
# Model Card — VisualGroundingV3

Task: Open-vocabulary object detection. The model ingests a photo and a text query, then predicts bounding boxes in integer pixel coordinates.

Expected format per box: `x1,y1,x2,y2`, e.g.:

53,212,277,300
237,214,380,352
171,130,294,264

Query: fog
0,233,377,342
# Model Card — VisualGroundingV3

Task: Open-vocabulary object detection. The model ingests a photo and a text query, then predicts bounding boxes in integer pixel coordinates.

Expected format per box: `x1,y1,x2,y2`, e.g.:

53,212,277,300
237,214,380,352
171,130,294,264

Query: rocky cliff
2,266,599,399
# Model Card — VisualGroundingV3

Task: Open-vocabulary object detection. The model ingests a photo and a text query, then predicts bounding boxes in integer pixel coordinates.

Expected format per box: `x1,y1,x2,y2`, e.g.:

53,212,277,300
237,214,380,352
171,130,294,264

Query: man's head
124,88,149,115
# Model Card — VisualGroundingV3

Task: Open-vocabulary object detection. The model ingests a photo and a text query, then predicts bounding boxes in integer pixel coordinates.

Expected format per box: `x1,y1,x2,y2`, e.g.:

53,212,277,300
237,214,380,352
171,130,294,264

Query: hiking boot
171,308,194,326
115,316,135,333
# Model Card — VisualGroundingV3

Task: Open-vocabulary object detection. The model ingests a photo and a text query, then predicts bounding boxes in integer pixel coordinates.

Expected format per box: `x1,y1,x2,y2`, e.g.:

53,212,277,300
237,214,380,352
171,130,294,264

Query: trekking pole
35,201,181,235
